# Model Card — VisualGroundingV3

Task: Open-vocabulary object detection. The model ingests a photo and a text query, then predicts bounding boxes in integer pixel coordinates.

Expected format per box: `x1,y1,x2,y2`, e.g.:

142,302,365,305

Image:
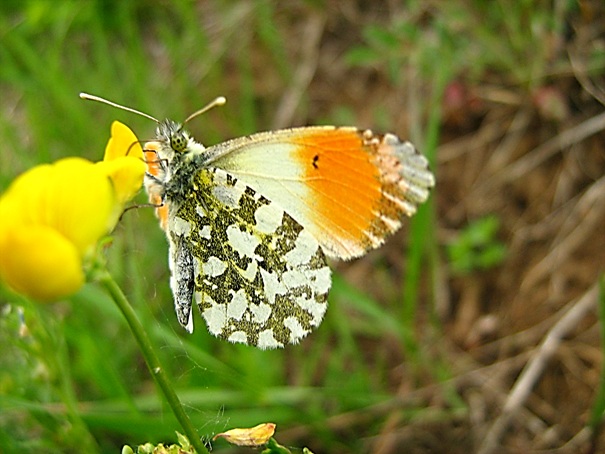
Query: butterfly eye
170,131,188,152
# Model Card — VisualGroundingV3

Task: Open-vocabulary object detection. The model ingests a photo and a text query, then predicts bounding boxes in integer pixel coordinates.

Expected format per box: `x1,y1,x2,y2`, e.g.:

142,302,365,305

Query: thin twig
478,284,599,454
271,14,325,129
479,111,605,191
521,175,605,291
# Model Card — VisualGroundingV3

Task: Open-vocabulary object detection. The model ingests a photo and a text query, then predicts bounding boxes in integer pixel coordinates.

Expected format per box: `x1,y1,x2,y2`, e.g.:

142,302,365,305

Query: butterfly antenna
181,96,226,127
79,93,160,123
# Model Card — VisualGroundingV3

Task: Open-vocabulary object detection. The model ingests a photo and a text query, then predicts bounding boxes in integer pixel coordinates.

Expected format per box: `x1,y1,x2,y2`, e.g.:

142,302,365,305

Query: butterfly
81,93,435,349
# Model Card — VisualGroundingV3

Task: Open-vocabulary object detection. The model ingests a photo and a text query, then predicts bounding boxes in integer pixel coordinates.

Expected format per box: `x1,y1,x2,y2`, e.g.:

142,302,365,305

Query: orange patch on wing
144,142,169,231
292,129,381,244
143,141,164,181
153,200,169,231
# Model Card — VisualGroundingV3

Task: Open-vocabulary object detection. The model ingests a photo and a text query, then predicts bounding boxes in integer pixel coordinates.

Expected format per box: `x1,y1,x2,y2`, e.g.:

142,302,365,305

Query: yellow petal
99,121,146,205
104,121,144,161
0,163,53,226
96,156,146,205
45,158,117,254
0,224,84,301
212,423,276,447
1,158,117,255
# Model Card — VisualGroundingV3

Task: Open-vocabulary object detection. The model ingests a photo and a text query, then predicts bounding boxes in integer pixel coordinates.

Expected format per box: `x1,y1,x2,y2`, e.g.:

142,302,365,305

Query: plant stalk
99,271,209,454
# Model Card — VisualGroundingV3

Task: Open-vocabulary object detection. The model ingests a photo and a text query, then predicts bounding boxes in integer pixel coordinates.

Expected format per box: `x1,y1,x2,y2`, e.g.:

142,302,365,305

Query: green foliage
261,437,296,454
346,1,578,89
447,216,507,275
122,431,194,454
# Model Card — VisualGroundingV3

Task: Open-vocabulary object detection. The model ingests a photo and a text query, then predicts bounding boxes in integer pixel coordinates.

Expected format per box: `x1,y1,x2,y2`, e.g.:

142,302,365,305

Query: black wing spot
312,154,319,169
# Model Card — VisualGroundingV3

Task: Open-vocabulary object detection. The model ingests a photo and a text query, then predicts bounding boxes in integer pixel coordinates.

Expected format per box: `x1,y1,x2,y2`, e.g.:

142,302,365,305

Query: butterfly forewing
205,126,435,259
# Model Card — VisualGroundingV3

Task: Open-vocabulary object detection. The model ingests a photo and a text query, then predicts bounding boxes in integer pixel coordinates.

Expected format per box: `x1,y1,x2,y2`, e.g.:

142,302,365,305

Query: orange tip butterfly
81,93,435,349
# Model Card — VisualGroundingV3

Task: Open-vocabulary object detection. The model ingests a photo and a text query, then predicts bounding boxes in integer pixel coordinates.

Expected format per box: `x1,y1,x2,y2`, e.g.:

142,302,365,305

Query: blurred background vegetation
1,1,604,453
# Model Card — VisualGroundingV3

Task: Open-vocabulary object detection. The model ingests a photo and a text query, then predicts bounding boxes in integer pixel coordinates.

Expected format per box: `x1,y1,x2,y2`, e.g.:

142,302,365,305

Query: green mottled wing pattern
167,167,331,349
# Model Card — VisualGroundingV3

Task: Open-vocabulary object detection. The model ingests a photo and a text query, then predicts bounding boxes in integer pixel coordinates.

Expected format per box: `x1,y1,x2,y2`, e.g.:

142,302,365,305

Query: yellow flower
0,122,145,301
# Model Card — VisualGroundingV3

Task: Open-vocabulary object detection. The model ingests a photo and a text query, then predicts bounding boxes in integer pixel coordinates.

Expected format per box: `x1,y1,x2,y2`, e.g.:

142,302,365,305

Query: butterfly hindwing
167,166,331,349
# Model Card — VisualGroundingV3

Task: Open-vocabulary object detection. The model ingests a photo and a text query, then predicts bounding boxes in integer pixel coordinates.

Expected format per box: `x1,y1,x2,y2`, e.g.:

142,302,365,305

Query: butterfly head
170,127,189,153
154,120,206,166
156,120,188,151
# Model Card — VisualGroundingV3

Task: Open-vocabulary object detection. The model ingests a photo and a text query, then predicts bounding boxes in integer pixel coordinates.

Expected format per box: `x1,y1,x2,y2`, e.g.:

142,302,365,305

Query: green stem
98,271,209,454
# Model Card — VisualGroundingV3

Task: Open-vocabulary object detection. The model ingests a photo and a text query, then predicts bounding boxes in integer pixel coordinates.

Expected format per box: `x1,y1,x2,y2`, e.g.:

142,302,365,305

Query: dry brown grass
271,2,605,453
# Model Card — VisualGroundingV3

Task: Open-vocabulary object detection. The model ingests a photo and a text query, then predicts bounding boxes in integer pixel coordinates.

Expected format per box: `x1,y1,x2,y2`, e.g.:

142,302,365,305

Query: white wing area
207,129,329,249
